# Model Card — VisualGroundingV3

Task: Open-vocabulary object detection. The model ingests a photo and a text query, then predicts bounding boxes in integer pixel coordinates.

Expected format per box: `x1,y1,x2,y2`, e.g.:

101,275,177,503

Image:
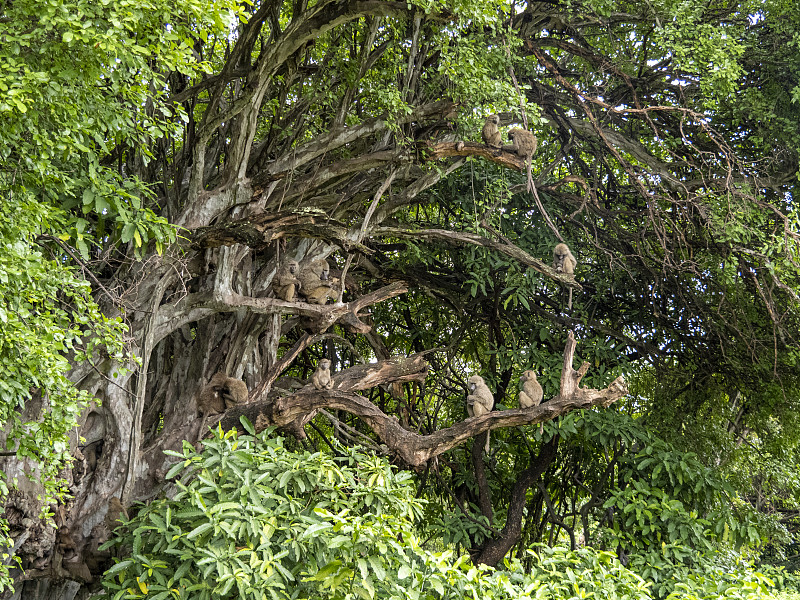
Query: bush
97,426,784,600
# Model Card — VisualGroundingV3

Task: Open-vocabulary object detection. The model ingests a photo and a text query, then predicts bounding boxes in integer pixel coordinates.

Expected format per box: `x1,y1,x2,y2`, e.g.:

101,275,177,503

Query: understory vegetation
101,429,799,600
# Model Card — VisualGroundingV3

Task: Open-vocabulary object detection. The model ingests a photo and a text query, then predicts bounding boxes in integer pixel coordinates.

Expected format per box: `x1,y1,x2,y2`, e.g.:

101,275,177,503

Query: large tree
1,0,799,597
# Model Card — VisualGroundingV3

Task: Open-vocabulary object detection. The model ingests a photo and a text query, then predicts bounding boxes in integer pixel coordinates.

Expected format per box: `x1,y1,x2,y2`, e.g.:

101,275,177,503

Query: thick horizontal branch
420,141,526,171
216,353,431,439
191,210,357,250
222,386,626,467
153,282,407,346
214,333,624,466
191,213,579,287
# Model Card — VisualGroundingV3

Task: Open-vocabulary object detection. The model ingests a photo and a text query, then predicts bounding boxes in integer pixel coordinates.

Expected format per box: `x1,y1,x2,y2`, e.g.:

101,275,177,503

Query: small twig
530,182,564,242
84,358,137,398
308,421,341,455
319,409,384,452
505,43,529,130
3,531,29,566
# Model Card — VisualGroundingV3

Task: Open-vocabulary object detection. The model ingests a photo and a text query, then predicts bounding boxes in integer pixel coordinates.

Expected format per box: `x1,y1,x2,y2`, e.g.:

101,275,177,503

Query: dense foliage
1,0,799,597
0,0,235,589
99,429,792,600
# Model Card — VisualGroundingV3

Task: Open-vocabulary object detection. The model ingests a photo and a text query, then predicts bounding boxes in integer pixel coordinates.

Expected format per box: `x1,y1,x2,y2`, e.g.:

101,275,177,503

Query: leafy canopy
0,0,237,585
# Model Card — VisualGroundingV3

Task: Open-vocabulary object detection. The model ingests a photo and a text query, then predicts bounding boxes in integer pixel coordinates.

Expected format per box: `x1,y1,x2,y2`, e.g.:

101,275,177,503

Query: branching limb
421,141,526,169
376,226,581,286
153,281,406,345
473,436,560,566
258,101,456,183
212,333,626,466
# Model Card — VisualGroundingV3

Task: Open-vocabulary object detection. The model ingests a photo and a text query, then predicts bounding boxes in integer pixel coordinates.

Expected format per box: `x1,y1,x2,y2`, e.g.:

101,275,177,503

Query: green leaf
187,522,213,539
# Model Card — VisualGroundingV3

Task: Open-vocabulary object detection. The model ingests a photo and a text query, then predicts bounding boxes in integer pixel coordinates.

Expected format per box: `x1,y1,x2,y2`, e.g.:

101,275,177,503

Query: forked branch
212,331,626,466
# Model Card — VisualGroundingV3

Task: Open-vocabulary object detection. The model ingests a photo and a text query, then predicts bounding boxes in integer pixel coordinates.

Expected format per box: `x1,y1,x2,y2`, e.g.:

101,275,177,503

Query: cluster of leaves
415,403,792,596
0,0,238,589
99,426,789,600
0,0,228,256
523,544,780,600
0,194,126,490
100,426,516,600
627,367,800,570
562,406,800,599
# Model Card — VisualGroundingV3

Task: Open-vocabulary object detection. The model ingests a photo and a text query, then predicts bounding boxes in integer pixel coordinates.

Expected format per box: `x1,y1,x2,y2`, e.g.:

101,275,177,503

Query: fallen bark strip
214,332,624,466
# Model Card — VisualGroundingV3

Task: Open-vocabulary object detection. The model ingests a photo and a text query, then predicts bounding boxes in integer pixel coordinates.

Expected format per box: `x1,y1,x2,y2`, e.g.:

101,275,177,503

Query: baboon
552,243,577,275
197,372,227,416
274,259,302,301
466,375,494,453
504,128,538,191
197,372,248,416
518,370,543,409
221,377,249,407
56,526,77,560
72,447,86,485
504,128,538,160
103,497,128,534
298,259,339,304
311,359,334,390
520,370,544,434
553,242,577,310
481,114,502,148
318,260,330,281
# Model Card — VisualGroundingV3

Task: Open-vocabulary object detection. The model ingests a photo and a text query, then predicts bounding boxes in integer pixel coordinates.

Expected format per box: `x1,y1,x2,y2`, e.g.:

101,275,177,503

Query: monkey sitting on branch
197,372,249,417
503,128,538,192
298,259,339,305
552,242,578,310
466,375,494,453
274,259,302,302
481,114,502,149
519,369,544,434
311,359,334,390
518,370,543,409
